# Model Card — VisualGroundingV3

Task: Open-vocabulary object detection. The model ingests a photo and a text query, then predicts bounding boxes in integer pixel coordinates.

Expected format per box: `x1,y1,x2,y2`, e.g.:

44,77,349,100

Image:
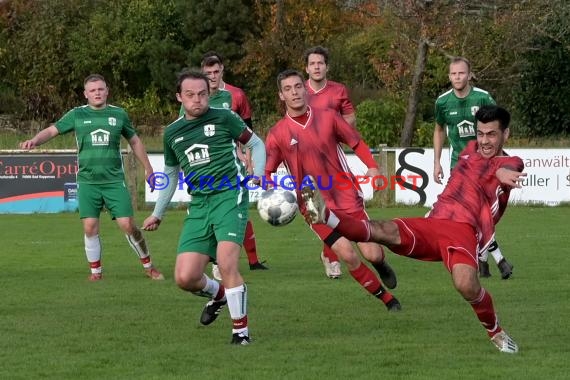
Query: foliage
356,97,405,147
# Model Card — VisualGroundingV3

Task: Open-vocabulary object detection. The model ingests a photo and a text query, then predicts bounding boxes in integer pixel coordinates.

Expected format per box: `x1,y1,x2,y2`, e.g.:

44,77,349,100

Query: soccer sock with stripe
226,284,248,336
126,227,153,269
84,234,102,274
349,262,394,305
469,288,502,338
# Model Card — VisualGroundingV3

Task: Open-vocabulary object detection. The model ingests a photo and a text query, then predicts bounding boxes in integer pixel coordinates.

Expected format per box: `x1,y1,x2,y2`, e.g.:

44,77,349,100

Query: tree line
1,0,568,146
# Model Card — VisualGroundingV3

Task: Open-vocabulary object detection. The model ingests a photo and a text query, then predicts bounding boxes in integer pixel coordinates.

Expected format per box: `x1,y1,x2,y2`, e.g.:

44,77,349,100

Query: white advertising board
394,148,570,207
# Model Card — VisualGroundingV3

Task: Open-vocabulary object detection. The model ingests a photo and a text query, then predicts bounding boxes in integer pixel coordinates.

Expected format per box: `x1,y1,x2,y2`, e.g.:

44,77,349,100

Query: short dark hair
276,69,305,91
84,74,106,87
176,69,210,94
450,56,471,72
303,46,329,65
201,55,223,69
201,51,224,65
475,105,511,131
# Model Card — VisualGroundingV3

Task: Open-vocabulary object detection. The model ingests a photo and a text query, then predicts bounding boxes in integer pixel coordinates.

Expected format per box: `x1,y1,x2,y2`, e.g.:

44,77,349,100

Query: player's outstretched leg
301,176,327,224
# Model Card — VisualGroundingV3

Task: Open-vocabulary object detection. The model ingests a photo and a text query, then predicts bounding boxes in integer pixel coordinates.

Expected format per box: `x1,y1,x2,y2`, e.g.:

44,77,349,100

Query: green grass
1,207,569,379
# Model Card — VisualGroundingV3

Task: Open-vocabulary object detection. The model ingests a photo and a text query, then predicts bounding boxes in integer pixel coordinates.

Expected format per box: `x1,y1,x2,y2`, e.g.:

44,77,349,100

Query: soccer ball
257,189,298,226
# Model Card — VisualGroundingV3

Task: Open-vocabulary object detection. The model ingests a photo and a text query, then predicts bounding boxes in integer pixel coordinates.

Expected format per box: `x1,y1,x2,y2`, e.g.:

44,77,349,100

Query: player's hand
146,170,156,193
142,215,161,231
19,139,36,150
365,167,382,190
433,163,444,185
496,168,527,188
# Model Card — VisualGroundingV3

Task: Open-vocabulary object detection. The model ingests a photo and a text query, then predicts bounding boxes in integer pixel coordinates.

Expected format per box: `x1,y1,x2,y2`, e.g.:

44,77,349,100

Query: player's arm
19,125,59,150
342,113,356,128
433,122,446,184
143,164,180,231
352,140,382,188
495,157,526,189
127,135,154,187
237,127,266,183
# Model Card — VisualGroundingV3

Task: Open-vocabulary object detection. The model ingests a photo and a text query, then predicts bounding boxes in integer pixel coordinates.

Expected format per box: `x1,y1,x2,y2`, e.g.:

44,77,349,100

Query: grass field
1,206,569,380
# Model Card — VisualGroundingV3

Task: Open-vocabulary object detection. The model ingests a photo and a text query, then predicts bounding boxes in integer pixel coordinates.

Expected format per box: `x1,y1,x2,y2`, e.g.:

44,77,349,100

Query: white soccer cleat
491,331,519,353
329,261,342,279
320,252,341,279
300,176,326,224
212,264,222,281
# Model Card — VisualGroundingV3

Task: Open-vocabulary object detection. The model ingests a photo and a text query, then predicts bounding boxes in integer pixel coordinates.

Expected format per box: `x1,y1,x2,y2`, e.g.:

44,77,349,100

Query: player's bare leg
117,217,164,280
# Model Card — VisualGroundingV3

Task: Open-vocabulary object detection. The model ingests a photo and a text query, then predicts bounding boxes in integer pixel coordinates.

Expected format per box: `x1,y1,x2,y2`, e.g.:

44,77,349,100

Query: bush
356,97,405,147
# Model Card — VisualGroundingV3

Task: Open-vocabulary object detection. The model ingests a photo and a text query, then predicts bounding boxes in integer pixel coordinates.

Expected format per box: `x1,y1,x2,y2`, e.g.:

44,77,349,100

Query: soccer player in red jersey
264,69,400,311
200,52,268,276
303,105,523,353
304,45,357,278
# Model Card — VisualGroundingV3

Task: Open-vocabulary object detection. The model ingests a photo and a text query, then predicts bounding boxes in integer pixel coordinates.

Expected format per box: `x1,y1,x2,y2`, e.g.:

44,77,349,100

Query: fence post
125,146,138,211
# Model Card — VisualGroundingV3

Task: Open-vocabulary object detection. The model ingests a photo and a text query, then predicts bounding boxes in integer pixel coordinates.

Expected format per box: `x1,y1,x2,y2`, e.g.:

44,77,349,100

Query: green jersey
164,107,247,195
55,104,136,184
435,87,495,167
178,89,233,117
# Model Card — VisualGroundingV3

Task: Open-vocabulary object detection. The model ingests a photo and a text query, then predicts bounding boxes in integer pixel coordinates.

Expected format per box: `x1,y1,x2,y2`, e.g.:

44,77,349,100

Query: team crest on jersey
108,117,117,126
471,106,479,116
91,129,110,146
222,102,230,109
185,143,210,166
204,124,216,137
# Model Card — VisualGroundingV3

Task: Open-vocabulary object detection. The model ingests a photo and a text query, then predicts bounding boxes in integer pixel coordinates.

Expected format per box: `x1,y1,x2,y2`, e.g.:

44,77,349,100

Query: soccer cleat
491,331,519,353
497,258,514,280
212,264,222,281
375,261,397,289
385,297,402,312
145,267,165,280
200,298,227,325
249,261,269,270
300,176,326,224
320,252,338,279
478,260,491,278
230,332,250,345
329,261,342,279
89,273,102,281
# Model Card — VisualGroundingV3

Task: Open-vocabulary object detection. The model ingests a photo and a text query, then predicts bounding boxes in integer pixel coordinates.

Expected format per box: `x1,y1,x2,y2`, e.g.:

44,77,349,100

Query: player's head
201,51,224,65
176,70,210,119
448,56,472,92
277,69,307,112
475,105,511,158
201,55,224,92
83,74,108,109
304,46,329,82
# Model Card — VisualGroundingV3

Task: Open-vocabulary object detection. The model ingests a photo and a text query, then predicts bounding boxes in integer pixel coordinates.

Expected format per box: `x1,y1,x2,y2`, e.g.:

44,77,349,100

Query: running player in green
433,57,513,279
20,74,164,281
143,70,266,345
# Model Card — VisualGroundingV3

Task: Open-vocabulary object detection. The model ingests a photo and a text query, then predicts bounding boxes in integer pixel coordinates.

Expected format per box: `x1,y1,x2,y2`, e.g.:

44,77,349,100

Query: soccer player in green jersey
143,70,266,345
433,57,513,279
19,74,164,281
178,54,268,280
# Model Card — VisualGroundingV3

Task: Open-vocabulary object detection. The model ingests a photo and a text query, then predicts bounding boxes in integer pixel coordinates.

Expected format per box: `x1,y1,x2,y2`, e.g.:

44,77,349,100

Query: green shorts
177,189,249,258
77,182,133,219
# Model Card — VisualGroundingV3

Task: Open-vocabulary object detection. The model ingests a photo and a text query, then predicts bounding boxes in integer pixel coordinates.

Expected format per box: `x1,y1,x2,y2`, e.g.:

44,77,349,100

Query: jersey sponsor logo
90,129,110,146
290,138,298,146
457,120,475,138
108,117,117,126
204,124,215,137
228,232,237,237
83,120,92,124
185,144,210,166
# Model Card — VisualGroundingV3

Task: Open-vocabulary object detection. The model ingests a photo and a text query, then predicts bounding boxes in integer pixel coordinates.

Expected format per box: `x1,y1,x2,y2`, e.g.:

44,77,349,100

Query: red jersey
306,80,355,116
429,140,524,252
222,82,252,121
265,107,363,212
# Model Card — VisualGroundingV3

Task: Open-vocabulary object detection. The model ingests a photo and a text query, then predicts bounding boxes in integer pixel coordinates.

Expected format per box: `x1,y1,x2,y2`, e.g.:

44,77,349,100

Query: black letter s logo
395,148,429,206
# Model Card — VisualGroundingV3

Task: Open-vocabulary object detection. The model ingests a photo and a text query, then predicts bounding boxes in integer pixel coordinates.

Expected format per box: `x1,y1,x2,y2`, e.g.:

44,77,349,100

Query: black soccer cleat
231,333,250,345
497,258,514,280
479,260,491,278
200,299,227,326
374,261,398,289
249,261,269,270
385,298,402,312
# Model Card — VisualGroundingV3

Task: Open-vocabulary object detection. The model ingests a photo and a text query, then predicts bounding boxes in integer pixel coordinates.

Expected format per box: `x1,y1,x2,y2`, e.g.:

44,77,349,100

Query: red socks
469,288,501,337
349,262,394,305
243,220,259,265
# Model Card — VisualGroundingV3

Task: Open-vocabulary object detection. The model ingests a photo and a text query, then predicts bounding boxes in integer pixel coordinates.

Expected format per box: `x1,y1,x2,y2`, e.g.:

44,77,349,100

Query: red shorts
390,218,478,272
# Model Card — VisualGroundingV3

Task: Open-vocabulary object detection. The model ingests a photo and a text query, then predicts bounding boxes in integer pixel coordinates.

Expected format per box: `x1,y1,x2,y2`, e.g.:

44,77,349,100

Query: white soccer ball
257,189,298,226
